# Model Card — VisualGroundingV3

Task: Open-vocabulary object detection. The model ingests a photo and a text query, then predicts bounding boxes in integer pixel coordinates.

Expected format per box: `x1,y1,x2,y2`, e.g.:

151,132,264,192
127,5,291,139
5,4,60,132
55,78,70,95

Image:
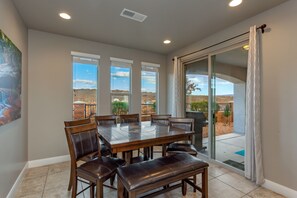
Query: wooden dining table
97,122,195,164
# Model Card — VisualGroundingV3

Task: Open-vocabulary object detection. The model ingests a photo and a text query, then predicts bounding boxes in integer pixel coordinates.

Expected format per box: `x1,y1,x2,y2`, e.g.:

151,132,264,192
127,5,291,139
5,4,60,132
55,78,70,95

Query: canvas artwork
0,30,22,126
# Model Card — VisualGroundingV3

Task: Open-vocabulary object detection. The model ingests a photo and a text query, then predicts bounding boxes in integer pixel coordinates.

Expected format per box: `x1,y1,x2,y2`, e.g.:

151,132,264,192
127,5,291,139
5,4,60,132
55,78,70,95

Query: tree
186,78,200,95
223,104,231,125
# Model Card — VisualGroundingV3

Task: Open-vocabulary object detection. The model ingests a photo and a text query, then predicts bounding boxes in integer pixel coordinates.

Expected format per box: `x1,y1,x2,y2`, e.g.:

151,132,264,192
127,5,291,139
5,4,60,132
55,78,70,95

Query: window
72,52,99,120
110,57,132,115
141,62,159,115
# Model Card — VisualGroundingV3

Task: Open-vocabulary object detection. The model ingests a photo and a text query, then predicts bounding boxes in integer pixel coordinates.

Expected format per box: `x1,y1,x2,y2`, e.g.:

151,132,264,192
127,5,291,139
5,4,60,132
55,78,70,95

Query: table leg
123,151,132,165
162,144,167,157
143,147,150,160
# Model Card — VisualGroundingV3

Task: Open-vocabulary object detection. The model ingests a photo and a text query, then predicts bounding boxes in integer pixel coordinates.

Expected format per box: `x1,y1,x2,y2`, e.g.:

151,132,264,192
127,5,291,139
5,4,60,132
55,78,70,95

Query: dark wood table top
97,122,194,153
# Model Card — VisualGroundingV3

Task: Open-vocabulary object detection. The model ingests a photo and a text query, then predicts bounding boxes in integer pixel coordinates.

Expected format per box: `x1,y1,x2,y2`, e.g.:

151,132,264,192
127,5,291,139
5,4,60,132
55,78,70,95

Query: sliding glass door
185,57,209,155
211,45,248,171
184,43,248,171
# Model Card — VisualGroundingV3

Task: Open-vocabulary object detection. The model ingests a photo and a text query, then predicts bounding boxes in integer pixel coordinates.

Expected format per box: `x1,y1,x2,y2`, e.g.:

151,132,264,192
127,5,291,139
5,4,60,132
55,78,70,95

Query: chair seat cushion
77,157,125,180
166,143,198,156
117,153,208,191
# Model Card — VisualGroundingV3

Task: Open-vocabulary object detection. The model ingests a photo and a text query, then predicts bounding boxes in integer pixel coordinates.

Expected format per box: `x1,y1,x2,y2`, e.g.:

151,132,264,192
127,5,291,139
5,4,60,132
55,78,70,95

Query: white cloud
73,79,96,85
111,72,129,78
142,75,156,84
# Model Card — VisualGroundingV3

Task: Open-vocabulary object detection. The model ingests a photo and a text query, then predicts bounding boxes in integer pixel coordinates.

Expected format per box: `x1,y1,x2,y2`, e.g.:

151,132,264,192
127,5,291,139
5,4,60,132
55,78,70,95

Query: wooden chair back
64,118,91,127
151,114,171,125
94,115,117,126
64,123,100,163
168,118,194,131
120,114,140,124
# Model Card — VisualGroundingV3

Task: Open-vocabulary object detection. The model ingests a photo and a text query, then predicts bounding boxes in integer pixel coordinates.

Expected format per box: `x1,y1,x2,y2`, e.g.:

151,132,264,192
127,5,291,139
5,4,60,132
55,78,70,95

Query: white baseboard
6,162,28,198
28,155,70,168
262,179,297,198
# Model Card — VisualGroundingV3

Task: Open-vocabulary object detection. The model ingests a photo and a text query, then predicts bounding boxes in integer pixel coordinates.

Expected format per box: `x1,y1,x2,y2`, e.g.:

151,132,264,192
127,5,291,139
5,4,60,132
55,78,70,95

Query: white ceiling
12,0,287,54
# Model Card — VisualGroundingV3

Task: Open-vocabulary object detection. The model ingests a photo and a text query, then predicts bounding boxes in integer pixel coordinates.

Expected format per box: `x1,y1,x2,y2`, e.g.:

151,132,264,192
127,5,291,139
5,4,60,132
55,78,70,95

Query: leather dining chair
94,115,118,158
64,118,110,191
151,114,171,125
64,118,91,127
64,123,125,198
94,115,117,126
166,118,198,156
166,117,198,192
119,113,140,123
150,114,172,158
119,114,146,163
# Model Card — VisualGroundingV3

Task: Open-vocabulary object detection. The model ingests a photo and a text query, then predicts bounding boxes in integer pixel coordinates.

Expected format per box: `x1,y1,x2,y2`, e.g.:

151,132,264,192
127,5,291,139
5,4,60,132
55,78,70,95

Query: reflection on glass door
185,58,209,155
211,45,248,171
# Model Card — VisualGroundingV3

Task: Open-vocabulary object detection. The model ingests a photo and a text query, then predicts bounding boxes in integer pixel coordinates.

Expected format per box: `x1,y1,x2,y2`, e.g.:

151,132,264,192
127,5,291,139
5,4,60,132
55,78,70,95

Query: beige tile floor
15,157,285,198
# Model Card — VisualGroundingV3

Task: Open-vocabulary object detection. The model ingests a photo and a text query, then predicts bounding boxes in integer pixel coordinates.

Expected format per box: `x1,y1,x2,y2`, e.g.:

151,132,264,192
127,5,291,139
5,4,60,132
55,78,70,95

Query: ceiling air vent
120,8,147,22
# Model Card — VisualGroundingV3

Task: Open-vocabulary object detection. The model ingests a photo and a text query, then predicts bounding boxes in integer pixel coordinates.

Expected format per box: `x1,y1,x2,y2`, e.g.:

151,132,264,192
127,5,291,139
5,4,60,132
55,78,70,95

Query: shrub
112,101,129,115
190,101,208,112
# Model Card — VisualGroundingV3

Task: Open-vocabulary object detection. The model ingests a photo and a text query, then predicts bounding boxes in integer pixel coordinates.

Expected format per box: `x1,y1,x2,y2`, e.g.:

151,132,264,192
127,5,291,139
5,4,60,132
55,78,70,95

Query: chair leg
68,165,73,191
162,144,167,157
150,146,154,159
96,180,103,198
143,147,150,160
202,168,208,198
117,176,124,198
90,182,95,198
71,176,77,198
193,174,197,192
110,174,116,186
182,179,187,196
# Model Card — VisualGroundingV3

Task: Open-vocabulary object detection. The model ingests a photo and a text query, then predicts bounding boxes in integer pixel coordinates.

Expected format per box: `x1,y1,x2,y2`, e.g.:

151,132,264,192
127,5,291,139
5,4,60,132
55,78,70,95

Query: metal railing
73,103,96,120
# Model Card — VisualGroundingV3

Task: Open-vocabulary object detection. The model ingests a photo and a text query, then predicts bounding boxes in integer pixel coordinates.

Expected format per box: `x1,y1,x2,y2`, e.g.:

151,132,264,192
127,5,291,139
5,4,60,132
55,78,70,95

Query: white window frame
110,57,133,114
71,51,100,119
141,62,160,114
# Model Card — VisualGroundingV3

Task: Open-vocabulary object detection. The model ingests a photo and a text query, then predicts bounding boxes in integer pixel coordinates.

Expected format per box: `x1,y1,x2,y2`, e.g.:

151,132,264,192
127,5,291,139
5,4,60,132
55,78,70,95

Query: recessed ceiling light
163,40,171,44
229,0,242,7
243,45,249,50
59,12,71,20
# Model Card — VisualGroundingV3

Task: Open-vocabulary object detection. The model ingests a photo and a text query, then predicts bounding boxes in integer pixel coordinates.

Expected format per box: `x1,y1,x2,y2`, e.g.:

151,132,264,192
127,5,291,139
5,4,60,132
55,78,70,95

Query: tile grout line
41,166,50,198
215,173,259,196
210,170,251,196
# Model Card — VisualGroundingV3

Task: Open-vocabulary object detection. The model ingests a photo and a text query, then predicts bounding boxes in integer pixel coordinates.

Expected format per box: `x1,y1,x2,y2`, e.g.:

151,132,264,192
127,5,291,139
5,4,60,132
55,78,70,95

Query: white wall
28,30,166,160
233,83,246,134
167,0,297,191
0,0,28,196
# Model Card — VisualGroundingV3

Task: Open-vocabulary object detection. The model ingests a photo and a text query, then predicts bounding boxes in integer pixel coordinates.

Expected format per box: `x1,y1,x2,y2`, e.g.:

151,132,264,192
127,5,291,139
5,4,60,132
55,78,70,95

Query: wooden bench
117,153,209,198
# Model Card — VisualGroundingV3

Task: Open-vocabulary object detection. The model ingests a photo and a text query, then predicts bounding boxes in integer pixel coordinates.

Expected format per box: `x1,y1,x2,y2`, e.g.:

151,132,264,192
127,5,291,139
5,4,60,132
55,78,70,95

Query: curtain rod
172,24,267,61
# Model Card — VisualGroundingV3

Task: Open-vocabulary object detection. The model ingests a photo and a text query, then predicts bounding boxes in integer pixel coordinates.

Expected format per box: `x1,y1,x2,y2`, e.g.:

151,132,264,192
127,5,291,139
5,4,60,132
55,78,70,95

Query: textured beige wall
28,30,166,160
167,0,297,191
0,0,28,196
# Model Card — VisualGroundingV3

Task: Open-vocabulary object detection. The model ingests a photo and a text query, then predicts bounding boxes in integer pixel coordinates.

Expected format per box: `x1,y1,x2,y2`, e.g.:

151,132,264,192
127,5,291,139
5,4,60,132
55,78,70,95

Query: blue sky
73,63,157,93
187,74,234,96
110,66,130,91
73,63,231,95
141,71,157,93
73,62,97,89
